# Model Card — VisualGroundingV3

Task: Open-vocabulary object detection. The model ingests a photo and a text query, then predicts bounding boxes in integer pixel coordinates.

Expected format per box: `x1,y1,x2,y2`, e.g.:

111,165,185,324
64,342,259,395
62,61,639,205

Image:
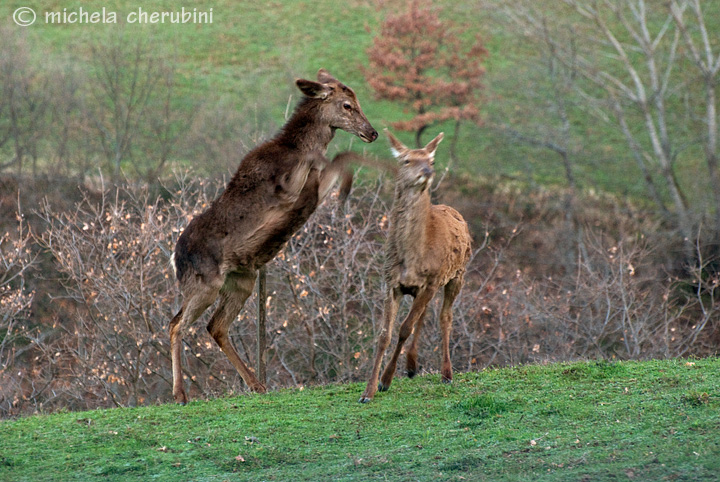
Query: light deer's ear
317,68,337,83
424,132,444,157
385,129,408,160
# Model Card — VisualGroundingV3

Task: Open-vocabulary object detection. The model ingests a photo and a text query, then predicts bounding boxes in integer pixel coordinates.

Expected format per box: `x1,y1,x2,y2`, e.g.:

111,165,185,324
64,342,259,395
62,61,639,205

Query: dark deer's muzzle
359,126,379,143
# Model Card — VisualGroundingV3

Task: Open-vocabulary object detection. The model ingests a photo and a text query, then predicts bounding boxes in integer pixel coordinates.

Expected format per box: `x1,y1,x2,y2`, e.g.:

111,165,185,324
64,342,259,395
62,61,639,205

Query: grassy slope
2,0,677,198
2,358,719,481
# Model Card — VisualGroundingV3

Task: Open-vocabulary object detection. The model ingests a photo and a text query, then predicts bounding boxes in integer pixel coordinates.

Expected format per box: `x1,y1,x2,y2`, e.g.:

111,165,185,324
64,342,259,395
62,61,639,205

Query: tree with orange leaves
365,0,488,154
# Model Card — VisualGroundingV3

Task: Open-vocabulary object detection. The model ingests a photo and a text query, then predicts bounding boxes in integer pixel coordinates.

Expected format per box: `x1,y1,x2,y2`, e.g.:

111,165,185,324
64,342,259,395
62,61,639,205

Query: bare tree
503,0,720,263
0,27,48,177
89,30,170,181
669,0,720,252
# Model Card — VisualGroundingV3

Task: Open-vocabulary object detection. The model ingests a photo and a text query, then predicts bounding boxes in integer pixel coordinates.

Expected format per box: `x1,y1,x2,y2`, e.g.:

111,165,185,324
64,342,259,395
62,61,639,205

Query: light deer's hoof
173,391,188,405
358,396,373,404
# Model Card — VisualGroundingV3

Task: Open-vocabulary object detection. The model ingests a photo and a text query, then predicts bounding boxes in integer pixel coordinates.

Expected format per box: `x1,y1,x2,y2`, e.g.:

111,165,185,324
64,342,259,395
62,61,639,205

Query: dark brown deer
169,69,378,404
359,130,472,403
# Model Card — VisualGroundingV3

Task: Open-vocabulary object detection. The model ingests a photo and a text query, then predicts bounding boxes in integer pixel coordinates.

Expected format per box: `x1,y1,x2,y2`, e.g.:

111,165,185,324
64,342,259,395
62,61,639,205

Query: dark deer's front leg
379,287,436,392
359,286,401,403
317,151,361,204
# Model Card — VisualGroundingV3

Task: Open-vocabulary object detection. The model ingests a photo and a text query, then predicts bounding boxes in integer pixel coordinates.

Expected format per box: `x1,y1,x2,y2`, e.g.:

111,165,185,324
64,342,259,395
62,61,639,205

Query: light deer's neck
390,187,430,257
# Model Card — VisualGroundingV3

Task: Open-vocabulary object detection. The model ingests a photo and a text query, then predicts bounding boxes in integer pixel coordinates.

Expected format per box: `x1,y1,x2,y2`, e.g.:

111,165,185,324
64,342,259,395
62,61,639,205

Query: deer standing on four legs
359,130,472,403
169,69,378,404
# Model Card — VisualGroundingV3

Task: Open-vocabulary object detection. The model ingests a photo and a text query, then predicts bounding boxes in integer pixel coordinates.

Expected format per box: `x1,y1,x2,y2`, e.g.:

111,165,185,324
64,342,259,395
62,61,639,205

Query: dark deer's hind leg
206,272,267,393
170,285,218,404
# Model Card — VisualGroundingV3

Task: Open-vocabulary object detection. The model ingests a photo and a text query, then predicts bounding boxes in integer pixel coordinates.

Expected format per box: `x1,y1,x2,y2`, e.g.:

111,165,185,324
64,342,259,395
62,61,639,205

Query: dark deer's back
173,82,376,288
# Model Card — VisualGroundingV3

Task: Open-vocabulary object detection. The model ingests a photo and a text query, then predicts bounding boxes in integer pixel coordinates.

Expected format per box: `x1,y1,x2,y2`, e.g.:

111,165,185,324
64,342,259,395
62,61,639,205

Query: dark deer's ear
385,129,408,160
296,79,330,99
424,132,444,157
317,69,337,83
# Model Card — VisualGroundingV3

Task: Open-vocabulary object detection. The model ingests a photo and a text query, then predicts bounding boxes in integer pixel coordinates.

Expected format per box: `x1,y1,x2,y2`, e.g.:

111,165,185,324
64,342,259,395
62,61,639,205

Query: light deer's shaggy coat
360,130,472,403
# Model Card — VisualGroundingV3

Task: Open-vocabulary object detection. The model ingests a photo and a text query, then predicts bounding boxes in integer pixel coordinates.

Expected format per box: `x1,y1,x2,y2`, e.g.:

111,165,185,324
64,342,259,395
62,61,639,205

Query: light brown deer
169,69,378,404
359,130,472,403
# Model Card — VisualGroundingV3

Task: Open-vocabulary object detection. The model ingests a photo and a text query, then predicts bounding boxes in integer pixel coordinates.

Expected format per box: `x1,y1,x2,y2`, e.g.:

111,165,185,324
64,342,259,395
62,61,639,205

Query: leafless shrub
0,210,39,415
508,232,720,363
1,171,717,416
263,179,389,386
36,174,231,409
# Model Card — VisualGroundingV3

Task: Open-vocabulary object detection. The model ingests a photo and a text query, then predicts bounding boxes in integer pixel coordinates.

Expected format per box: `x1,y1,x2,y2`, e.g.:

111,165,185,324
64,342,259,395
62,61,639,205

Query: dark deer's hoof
441,377,453,384
378,382,389,392
358,396,372,404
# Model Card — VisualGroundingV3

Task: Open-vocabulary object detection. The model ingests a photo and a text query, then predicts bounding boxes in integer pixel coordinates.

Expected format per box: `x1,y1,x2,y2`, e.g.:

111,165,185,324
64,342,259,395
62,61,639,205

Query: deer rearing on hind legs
169,69,378,404
359,130,472,403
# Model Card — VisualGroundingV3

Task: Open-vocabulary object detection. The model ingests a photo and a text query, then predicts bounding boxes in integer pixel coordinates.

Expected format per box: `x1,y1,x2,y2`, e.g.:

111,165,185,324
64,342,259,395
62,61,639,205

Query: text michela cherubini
45,7,214,25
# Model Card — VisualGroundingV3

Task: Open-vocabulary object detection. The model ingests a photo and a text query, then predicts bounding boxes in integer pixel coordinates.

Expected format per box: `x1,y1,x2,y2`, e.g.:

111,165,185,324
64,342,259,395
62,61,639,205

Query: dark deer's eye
343,103,353,111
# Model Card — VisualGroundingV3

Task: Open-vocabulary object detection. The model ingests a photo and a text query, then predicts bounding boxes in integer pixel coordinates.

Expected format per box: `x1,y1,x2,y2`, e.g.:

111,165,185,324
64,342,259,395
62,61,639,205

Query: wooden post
256,266,267,385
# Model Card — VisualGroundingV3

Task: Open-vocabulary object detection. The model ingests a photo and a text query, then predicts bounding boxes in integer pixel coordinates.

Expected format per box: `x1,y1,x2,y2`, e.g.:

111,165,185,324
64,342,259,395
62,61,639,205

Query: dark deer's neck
391,186,430,259
277,98,335,153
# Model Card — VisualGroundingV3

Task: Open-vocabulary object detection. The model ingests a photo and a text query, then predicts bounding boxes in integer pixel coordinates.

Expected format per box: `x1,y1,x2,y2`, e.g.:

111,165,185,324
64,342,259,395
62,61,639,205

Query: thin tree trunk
256,266,267,385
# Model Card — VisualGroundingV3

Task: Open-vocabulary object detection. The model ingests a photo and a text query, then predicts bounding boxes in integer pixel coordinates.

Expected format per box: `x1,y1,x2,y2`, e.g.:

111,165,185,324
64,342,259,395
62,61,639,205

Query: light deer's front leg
359,286,401,403
379,287,436,391
405,307,426,378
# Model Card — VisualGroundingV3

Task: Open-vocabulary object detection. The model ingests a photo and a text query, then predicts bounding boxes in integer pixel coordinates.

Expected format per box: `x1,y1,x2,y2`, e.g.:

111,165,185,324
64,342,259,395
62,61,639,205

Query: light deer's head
296,69,378,143
386,129,444,191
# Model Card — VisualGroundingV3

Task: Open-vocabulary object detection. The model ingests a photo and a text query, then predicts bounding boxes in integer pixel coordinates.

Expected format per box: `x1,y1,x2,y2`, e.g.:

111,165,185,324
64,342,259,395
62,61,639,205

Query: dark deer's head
296,69,378,143
386,129,444,191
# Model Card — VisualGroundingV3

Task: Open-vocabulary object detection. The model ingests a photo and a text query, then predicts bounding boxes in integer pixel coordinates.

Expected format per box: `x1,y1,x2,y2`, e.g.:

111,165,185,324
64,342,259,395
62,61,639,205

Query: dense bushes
1,174,718,417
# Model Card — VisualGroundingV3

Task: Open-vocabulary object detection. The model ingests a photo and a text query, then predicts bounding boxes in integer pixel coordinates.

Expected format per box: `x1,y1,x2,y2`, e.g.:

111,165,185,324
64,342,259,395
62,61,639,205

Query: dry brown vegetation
1,170,718,417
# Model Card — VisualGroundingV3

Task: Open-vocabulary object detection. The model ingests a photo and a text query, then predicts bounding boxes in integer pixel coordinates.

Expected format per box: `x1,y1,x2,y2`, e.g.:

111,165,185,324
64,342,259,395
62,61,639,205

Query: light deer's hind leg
379,286,437,392
440,277,462,384
206,272,267,393
405,307,426,378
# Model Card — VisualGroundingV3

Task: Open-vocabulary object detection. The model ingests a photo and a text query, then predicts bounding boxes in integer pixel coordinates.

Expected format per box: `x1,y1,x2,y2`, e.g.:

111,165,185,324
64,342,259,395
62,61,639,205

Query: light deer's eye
343,103,353,111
